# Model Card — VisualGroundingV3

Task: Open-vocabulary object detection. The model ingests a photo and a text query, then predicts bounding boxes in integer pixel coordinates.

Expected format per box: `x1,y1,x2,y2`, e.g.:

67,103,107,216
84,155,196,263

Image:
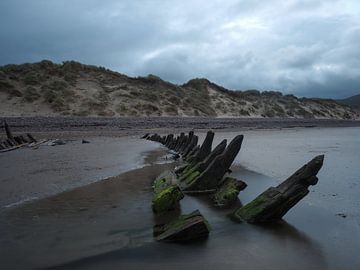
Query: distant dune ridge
337,94,360,108
0,60,359,119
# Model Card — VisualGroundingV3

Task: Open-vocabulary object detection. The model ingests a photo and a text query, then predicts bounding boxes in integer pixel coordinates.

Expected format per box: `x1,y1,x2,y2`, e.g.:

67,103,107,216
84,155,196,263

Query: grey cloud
0,0,359,98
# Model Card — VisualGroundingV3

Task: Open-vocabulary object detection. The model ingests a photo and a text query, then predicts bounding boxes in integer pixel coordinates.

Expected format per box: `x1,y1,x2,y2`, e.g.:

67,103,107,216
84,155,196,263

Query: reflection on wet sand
45,214,326,270
0,159,176,270
3,160,331,270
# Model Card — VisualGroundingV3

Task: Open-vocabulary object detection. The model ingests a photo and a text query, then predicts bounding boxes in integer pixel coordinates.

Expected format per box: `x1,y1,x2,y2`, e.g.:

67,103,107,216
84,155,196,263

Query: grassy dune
0,60,358,119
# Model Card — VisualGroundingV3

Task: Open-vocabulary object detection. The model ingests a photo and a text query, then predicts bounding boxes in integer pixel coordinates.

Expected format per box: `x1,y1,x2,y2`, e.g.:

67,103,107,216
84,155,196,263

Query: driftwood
28,139,49,148
0,143,28,153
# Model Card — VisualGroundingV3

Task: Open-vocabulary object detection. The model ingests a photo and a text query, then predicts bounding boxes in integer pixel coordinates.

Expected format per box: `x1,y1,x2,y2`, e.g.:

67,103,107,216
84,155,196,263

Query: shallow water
0,160,175,269
1,127,360,270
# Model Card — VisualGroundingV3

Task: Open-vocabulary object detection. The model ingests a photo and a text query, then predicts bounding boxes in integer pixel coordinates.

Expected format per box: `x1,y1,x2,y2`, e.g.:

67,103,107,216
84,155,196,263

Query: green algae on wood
179,139,227,183
178,166,199,183
232,192,269,222
174,163,189,175
213,177,247,206
152,185,184,214
153,170,177,194
183,135,244,192
184,170,200,185
153,177,171,194
233,155,325,223
154,210,211,242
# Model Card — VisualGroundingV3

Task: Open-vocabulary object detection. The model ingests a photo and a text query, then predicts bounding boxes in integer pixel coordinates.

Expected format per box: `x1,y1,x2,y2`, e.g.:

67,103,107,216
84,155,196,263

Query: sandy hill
0,60,359,119
337,94,360,108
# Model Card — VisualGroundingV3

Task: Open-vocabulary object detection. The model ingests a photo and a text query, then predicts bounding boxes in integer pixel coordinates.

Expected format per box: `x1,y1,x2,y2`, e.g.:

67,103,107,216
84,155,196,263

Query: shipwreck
143,131,325,242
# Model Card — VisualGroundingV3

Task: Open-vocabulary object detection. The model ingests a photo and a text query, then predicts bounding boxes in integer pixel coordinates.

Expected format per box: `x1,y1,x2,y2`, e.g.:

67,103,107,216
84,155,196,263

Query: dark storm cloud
0,0,359,98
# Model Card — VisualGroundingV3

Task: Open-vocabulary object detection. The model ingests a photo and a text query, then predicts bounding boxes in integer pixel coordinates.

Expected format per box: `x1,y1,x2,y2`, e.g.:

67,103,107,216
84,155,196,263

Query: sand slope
0,60,359,119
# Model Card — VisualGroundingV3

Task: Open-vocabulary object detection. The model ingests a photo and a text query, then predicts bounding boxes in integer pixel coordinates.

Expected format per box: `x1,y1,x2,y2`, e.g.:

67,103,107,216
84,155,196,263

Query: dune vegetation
0,60,358,119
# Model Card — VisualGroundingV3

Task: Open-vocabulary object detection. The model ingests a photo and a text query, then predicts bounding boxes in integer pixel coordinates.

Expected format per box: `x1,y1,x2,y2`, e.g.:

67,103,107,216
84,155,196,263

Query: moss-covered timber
152,185,184,214
178,139,227,182
154,210,211,242
183,135,244,192
213,177,247,206
233,155,325,223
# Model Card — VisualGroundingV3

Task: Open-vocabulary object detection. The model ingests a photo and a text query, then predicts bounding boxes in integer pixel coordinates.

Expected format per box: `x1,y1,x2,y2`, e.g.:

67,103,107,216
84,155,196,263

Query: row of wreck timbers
0,121,37,152
142,131,325,242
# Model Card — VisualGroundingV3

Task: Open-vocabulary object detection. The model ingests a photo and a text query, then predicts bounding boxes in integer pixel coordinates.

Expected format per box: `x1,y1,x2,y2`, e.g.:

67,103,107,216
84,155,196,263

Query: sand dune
1,60,359,119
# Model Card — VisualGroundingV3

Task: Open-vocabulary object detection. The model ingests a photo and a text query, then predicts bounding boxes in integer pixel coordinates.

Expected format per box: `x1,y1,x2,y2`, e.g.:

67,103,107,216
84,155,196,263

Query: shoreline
1,116,360,139
0,136,167,209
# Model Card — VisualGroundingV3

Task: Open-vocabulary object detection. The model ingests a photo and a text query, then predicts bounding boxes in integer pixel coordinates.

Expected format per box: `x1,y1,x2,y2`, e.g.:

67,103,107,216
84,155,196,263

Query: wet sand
1,116,360,138
0,127,360,270
0,136,162,208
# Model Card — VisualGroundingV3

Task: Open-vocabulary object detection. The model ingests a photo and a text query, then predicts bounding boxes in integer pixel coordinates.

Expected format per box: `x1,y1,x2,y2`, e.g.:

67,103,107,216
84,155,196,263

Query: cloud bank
0,0,359,98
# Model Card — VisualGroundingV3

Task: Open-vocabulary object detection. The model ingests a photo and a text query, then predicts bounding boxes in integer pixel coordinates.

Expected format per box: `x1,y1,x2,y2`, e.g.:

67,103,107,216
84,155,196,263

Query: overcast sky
0,0,359,98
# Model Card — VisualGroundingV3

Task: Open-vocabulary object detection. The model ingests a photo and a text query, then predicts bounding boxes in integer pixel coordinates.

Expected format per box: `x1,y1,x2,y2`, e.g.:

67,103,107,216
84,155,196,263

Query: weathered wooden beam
179,139,227,183
186,130,214,164
19,135,28,143
174,132,185,152
182,135,244,192
6,139,15,147
154,210,210,242
13,136,22,145
165,134,173,147
183,135,198,158
0,143,28,153
213,177,247,206
233,155,325,223
3,140,10,148
179,131,194,154
4,120,14,140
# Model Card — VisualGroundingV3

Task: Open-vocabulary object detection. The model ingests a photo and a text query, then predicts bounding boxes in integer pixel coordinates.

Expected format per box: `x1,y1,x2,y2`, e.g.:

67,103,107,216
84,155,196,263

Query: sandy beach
1,116,360,138
0,123,359,270
0,136,163,208
2,1,360,269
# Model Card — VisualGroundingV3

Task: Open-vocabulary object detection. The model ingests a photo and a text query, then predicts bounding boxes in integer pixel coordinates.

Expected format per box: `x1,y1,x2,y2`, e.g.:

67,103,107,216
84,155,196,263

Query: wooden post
13,136,22,145
19,135,28,143
27,133,37,143
3,141,10,148
6,139,14,147
4,120,14,140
